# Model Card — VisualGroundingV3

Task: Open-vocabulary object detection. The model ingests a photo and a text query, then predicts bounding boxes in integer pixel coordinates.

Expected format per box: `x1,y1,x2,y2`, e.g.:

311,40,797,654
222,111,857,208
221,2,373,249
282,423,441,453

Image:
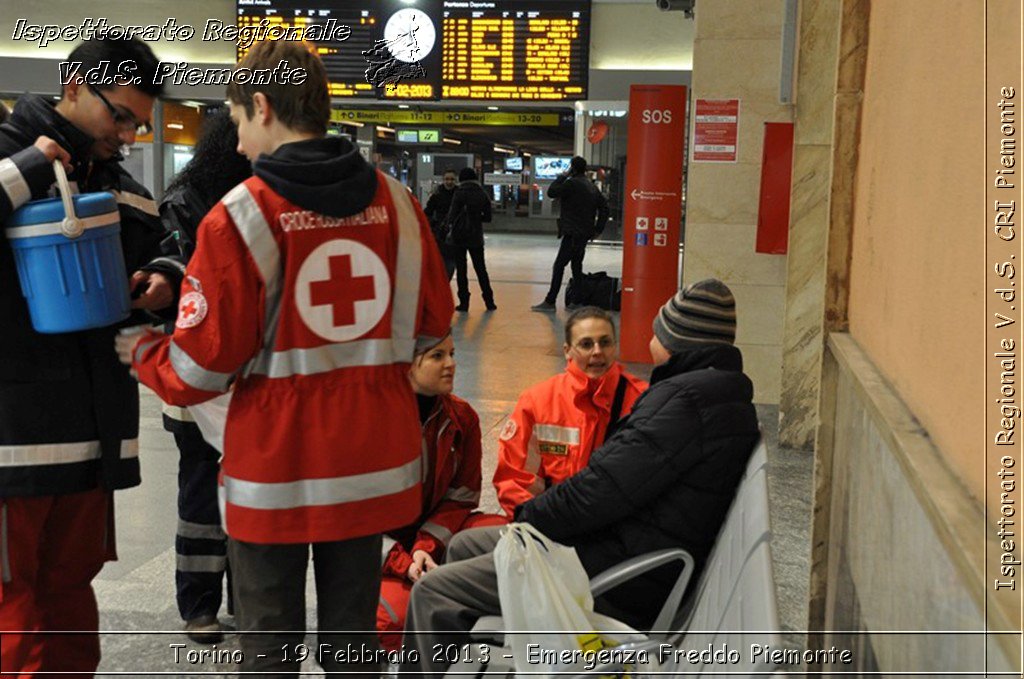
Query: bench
450,436,779,678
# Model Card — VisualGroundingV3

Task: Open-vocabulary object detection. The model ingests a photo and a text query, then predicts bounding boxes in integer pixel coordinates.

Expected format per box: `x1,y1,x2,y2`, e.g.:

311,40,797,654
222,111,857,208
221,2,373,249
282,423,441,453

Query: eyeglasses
89,85,152,136
572,337,616,352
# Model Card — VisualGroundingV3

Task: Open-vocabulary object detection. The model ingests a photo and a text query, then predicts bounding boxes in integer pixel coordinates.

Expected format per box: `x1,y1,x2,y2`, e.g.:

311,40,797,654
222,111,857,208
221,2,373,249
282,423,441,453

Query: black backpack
565,272,622,311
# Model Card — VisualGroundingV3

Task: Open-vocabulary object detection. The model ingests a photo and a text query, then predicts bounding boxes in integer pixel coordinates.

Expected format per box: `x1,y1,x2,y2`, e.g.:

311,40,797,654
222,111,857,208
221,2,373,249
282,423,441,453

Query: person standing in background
446,168,496,312
158,109,253,644
532,156,609,312
423,169,457,278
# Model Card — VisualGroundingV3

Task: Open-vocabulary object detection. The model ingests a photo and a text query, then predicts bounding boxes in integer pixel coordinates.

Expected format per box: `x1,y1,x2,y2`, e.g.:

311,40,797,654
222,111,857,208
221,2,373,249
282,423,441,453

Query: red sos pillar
619,85,688,363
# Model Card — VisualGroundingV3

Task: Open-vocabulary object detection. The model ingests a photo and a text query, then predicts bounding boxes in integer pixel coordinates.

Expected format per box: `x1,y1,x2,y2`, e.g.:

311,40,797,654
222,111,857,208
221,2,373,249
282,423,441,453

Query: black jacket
0,95,183,497
160,183,214,262
423,184,456,247
444,180,492,248
515,343,760,628
547,172,609,240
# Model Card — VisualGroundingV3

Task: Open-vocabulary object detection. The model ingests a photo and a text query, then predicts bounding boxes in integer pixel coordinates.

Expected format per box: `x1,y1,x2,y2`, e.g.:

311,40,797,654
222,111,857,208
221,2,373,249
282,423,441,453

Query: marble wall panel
691,39,784,107
822,337,1017,675
694,0,787,40
793,0,840,146
685,164,765,226
683,223,789,286
736,342,783,404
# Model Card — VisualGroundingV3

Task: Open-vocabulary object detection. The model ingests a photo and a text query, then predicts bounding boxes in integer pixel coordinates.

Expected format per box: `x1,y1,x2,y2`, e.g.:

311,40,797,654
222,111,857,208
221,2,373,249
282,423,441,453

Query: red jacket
493,361,647,517
133,168,454,544
382,394,482,576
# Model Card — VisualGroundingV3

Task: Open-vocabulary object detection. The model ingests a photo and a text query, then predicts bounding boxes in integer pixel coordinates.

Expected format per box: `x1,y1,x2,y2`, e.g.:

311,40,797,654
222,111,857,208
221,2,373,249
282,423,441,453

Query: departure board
235,0,590,101
440,0,590,101
236,0,443,100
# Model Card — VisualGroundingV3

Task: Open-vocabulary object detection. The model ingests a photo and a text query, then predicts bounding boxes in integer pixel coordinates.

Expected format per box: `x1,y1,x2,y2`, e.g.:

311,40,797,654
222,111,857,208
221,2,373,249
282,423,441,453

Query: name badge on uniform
534,424,580,456
538,442,569,456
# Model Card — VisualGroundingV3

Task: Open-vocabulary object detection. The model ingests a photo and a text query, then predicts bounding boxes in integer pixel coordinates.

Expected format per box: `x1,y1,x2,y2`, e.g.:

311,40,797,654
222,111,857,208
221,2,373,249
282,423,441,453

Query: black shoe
531,301,556,312
185,615,224,644
484,301,497,311
455,303,469,312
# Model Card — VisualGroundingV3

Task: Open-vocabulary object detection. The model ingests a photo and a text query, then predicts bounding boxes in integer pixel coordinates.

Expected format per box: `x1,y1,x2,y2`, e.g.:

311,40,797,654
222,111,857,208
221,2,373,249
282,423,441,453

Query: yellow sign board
330,109,560,127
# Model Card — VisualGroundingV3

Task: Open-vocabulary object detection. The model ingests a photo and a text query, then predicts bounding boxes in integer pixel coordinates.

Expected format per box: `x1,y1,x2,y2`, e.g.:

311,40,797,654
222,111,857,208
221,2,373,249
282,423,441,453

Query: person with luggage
118,40,453,677
531,156,609,312
0,35,181,675
423,169,457,278
158,109,253,644
402,279,760,678
377,331,507,652
445,167,496,312
493,307,646,517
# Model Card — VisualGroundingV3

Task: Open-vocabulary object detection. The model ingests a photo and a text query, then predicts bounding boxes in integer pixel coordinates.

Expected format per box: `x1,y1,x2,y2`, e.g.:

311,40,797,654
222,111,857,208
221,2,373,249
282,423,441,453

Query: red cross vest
133,172,455,543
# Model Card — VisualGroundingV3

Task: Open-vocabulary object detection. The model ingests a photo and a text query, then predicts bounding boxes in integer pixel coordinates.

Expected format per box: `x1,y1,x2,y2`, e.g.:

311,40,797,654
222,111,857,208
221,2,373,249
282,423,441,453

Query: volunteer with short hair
493,307,646,517
119,39,453,677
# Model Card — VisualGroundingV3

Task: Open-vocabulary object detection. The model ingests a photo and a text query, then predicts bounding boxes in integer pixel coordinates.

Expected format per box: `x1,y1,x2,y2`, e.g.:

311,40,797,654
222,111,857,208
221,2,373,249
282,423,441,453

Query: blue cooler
5,161,130,333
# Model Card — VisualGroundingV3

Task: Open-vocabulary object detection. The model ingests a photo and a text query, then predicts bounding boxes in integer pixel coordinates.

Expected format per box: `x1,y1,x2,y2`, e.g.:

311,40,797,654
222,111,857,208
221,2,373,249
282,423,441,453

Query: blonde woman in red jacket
377,332,506,651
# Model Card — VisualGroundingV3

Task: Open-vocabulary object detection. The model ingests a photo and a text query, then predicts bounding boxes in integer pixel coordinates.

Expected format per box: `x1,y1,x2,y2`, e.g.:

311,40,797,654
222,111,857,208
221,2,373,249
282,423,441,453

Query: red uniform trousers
0,488,113,678
376,512,507,652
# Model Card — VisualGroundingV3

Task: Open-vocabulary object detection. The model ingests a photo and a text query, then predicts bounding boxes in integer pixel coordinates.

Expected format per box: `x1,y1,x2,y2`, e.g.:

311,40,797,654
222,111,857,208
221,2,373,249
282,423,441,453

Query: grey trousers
402,525,506,678
228,534,383,678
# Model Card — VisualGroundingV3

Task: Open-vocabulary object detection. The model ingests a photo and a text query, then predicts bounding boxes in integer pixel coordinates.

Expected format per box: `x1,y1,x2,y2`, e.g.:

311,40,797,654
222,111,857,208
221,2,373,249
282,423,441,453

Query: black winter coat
0,95,183,497
515,343,759,629
444,180,492,248
547,173,609,240
423,184,455,247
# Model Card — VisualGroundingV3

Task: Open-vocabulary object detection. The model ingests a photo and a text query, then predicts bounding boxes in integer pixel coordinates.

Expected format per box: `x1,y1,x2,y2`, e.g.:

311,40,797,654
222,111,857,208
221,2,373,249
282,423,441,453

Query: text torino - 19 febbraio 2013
169,643,422,667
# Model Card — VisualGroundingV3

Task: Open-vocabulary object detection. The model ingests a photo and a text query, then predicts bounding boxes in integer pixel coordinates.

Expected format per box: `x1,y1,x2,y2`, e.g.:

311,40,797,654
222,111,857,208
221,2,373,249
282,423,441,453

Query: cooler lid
7,191,119,227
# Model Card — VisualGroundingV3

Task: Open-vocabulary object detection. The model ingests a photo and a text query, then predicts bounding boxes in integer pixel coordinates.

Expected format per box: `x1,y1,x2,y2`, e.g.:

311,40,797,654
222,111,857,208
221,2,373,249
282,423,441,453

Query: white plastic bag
494,523,647,678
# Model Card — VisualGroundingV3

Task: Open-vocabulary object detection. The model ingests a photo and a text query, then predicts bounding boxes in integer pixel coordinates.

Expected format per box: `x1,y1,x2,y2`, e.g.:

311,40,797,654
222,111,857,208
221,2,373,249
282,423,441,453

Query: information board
236,0,590,101
236,0,443,100
440,0,590,101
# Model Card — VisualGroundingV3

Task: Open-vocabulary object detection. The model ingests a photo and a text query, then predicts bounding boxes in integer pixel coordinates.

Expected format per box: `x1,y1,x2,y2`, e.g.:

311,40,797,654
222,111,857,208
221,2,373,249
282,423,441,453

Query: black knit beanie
652,279,737,353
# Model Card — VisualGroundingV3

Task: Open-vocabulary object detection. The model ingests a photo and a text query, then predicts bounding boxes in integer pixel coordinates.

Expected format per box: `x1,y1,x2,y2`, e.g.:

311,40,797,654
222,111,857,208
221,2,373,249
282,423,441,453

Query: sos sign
641,109,673,124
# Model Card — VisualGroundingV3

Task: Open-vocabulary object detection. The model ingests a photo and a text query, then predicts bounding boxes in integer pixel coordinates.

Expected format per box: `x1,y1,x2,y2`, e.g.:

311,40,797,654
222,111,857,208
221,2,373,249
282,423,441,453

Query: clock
383,8,436,63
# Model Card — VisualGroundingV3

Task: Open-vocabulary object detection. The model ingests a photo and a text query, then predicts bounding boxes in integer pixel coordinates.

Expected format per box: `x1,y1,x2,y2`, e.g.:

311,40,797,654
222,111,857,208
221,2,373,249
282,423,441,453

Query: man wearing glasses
493,307,647,517
0,35,180,675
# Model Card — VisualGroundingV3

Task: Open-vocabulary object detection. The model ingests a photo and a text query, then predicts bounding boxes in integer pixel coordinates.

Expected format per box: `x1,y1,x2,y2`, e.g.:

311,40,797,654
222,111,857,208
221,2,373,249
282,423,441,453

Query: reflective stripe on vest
534,424,581,445
0,157,31,207
222,457,420,510
385,174,423,361
169,340,234,393
444,486,480,503
223,183,283,374
111,189,159,216
257,339,408,378
420,521,454,545
0,439,138,467
382,535,398,566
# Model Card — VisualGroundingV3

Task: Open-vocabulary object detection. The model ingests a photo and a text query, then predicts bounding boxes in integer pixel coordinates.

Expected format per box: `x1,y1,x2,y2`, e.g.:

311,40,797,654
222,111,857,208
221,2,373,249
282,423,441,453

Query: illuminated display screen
236,0,443,100
534,155,571,179
505,156,523,171
440,0,589,101
236,0,590,101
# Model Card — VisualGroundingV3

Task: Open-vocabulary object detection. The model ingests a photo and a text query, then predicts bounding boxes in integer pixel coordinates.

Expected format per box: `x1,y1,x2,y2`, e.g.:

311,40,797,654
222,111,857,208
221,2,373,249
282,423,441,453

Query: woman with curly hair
159,108,252,643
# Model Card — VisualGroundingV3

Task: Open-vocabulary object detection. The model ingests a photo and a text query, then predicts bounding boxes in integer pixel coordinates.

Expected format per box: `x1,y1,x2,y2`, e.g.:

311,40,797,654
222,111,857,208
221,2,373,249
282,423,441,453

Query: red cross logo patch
176,291,208,329
296,239,390,342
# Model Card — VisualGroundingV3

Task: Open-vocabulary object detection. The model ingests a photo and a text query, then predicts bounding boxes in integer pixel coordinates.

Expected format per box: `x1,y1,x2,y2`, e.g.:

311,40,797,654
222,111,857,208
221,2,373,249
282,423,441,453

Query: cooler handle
52,160,83,239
